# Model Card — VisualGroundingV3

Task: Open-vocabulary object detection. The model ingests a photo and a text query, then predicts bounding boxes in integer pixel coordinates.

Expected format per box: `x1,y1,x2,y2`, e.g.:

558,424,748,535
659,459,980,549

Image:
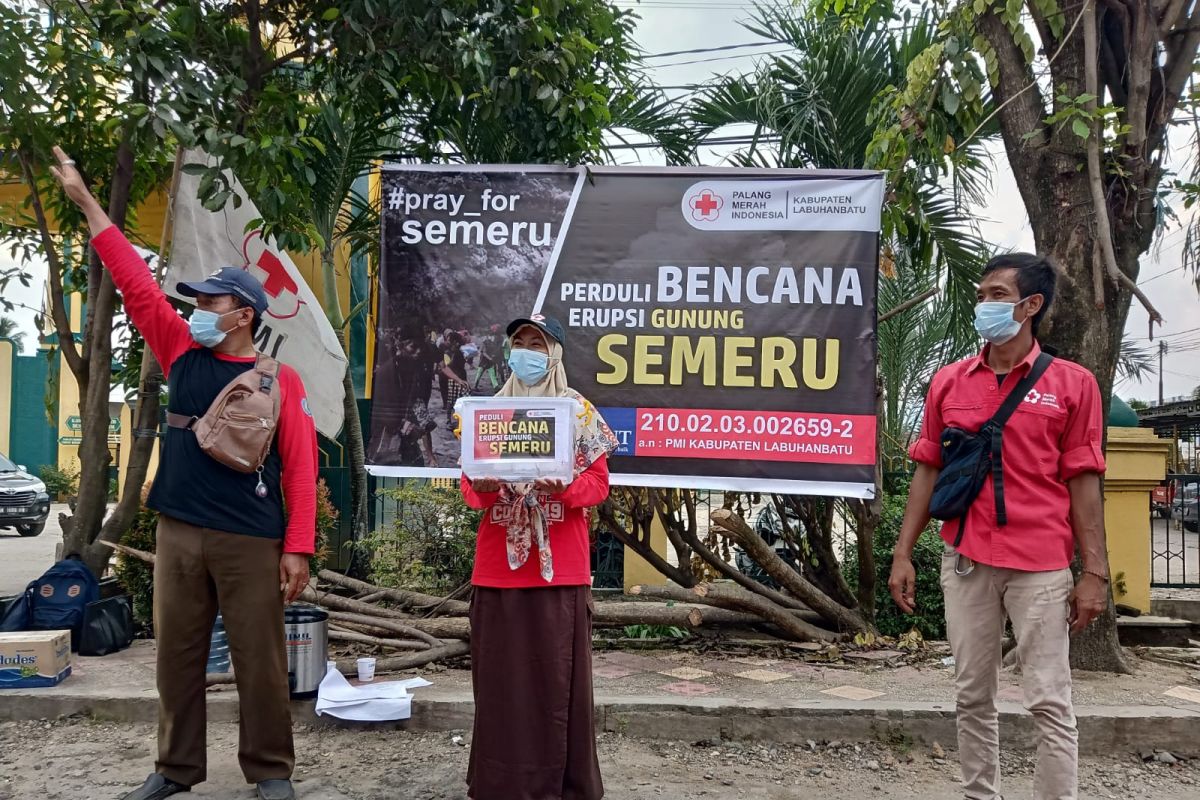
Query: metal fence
1151,474,1200,588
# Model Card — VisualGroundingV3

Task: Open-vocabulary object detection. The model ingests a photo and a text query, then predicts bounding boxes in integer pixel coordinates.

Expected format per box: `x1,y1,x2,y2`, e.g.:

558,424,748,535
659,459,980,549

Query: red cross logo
688,189,723,221
241,230,305,320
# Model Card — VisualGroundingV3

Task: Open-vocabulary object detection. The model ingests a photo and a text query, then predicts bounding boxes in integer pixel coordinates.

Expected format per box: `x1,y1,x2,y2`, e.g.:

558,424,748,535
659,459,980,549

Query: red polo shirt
909,341,1106,571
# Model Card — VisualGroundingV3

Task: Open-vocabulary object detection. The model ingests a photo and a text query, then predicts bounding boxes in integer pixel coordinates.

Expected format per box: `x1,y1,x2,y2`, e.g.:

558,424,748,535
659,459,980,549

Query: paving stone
599,652,668,672
659,681,718,697
1164,685,1200,705
821,685,886,701
658,667,714,681
735,669,791,683
731,657,779,667
593,665,639,680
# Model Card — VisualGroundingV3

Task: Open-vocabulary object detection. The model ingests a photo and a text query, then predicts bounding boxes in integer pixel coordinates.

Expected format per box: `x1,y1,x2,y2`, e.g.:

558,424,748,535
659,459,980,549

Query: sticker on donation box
456,397,578,482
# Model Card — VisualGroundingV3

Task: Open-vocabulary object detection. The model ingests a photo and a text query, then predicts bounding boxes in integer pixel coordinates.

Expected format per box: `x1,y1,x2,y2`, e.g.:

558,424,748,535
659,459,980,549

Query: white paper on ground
314,667,432,721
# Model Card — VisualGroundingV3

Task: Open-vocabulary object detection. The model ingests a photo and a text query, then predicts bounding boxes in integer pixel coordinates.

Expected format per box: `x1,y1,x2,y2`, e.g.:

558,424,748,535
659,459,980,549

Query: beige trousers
941,549,1077,800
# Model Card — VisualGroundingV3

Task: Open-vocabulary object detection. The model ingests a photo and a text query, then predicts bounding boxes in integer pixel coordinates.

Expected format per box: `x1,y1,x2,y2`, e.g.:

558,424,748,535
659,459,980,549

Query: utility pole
1158,340,1167,405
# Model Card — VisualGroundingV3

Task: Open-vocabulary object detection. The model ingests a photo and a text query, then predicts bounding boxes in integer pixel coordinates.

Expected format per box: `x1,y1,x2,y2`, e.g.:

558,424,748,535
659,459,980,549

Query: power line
1138,265,1185,285
649,47,794,69
643,41,780,59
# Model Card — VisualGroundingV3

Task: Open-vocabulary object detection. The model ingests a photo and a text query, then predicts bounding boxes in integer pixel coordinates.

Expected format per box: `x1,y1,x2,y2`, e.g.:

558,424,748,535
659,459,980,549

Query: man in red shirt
889,254,1109,800
50,148,315,800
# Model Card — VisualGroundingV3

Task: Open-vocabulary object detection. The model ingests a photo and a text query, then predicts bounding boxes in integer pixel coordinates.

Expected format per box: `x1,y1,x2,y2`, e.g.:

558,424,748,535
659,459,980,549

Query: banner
367,165,883,497
166,150,348,438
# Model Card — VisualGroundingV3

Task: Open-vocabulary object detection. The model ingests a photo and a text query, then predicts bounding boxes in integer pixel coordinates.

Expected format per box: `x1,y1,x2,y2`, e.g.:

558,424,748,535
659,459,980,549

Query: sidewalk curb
3,686,1199,754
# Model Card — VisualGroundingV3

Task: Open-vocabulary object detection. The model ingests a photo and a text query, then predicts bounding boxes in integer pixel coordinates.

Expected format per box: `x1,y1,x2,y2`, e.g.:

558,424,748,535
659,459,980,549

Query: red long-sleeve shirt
462,456,610,588
909,341,1106,571
92,226,318,554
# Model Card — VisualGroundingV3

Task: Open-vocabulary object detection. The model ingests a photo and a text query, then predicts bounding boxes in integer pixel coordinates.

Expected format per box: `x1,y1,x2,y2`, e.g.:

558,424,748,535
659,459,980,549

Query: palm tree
0,316,26,353
686,6,992,467
291,98,407,575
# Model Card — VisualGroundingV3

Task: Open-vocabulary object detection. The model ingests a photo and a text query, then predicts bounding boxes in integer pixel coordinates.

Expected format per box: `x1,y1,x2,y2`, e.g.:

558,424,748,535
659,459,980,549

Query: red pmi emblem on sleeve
40,585,55,598
68,585,82,598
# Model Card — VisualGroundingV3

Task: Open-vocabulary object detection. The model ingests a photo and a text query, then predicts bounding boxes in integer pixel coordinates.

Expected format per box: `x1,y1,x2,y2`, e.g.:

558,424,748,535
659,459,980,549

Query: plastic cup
357,657,376,682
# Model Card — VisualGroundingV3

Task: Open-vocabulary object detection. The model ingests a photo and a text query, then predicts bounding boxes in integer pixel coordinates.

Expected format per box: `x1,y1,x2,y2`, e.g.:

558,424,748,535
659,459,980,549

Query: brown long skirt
467,586,603,800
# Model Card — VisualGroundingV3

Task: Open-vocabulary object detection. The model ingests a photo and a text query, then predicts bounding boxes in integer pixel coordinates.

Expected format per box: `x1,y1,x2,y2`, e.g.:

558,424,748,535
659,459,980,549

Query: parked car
0,453,51,537
1169,481,1199,533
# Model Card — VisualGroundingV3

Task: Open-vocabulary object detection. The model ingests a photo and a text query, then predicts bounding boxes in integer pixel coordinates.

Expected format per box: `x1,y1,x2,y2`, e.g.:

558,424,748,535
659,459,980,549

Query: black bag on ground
929,351,1054,545
78,595,134,657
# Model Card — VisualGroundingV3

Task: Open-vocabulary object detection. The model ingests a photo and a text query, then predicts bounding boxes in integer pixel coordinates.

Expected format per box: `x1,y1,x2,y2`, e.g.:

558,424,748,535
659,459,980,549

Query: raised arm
49,147,192,373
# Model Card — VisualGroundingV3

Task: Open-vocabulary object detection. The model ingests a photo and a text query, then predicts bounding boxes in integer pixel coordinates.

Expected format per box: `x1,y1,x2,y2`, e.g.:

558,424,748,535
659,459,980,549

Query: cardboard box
0,630,72,688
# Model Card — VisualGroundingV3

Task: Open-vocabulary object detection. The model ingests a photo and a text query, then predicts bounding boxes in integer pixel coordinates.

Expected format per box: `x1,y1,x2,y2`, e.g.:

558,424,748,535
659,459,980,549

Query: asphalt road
0,503,65,597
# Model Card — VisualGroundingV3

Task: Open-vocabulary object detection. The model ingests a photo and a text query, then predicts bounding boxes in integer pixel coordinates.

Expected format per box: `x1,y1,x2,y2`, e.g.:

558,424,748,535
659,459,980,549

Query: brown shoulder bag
167,354,281,480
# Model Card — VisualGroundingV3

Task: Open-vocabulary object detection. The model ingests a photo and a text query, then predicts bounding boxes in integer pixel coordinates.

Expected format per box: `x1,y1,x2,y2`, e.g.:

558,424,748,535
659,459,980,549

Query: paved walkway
6,641,1200,753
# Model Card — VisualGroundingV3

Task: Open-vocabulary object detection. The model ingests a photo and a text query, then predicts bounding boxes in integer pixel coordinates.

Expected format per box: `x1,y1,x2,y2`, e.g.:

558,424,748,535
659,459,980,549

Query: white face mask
973,298,1029,344
189,308,239,347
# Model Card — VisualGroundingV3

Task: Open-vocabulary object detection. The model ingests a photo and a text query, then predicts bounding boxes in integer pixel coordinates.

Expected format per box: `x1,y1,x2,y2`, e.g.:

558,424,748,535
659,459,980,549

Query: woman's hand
48,146,93,208
533,478,568,494
471,477,502,493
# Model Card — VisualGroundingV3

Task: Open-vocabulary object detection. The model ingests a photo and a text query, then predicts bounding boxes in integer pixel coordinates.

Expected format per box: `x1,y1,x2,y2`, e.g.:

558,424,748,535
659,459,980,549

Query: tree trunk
90,351,163,566
320,244,370,578
630,583,840,642
710,508,873,635
64,126,138,575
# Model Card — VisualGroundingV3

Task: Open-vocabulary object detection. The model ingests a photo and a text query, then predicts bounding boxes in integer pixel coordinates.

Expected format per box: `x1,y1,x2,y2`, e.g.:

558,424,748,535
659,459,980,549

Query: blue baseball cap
507,315,565,345
177,268,269,315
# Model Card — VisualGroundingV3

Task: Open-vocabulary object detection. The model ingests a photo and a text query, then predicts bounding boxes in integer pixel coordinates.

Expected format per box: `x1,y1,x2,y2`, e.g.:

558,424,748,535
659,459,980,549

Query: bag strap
253,352,281,395
984,351,1053,525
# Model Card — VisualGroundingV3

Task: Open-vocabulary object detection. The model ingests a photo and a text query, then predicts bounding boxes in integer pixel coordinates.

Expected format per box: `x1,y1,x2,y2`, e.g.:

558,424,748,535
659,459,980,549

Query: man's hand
888,556,917,614
533,478,567,494
1068,572,1108,633
471,476,502,493
48,146,93,208
279,553,310,605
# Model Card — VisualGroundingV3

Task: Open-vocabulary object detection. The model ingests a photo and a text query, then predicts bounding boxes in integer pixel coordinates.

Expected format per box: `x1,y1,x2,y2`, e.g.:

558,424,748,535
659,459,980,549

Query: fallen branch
709,508,872,635
631,583,840,642
335,640,471,674
318,570,469,615
323,610,458,644
98,540,155,564
328,627,431,651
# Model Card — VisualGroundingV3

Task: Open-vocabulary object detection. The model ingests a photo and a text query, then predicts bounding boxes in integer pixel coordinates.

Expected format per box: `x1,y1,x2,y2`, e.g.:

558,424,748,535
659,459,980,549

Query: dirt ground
1,719,1197,800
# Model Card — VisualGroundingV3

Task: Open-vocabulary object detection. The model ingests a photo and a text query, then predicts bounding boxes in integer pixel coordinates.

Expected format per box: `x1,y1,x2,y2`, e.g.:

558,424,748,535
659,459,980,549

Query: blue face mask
508,348,550,385
189,309,237,348
973,299,1028,345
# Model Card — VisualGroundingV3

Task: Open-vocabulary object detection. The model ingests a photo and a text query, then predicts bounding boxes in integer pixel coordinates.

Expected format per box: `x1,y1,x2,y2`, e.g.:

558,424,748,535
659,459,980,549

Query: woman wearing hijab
460,315,618,800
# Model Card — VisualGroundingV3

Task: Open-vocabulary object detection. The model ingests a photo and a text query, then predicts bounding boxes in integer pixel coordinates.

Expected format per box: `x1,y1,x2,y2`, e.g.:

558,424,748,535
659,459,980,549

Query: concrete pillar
0,339,12,456
1104,427,1170,614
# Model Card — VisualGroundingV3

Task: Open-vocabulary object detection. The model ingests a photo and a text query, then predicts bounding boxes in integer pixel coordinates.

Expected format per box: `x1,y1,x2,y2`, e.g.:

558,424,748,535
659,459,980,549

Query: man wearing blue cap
51,147,315,800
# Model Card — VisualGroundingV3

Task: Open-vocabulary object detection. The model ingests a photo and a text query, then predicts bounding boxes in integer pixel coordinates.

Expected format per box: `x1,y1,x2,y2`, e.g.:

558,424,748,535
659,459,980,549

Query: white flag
165,150,348,438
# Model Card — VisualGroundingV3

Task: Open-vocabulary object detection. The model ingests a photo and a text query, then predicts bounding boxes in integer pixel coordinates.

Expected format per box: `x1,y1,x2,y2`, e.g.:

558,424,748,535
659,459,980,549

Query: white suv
0,453,51,537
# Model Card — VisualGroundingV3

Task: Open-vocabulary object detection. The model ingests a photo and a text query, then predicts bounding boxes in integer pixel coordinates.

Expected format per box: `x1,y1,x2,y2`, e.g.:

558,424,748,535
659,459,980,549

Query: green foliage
312,478,339,576
843,486,946,639
360,481,481,595
113,488,159,627
38,464,79,500
622,624,689,640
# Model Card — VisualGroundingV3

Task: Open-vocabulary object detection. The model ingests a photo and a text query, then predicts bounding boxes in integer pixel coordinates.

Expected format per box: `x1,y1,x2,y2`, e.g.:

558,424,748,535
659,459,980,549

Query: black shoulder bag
928,352,1053,546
